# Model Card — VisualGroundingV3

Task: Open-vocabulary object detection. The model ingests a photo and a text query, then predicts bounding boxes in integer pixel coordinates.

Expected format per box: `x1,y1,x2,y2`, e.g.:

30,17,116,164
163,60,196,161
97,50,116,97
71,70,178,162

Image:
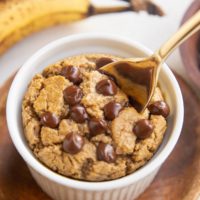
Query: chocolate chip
133,119,154,139
97,142,116,163
148,101,170,118
70,105,88,123
63,133,84,154
88,118,107,137
103,101,122,120
96,79,117,96
60,65,82,84
63,85,83,105
40,112,59,128
96,57,115,69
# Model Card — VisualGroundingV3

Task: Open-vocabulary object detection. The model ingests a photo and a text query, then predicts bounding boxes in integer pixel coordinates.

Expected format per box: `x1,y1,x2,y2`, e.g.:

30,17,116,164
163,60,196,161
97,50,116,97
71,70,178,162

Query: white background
0,0,193,86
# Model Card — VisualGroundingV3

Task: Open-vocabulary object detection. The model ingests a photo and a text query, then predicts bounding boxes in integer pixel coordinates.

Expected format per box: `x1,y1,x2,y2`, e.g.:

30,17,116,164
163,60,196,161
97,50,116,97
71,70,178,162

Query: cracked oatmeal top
22,53,170,181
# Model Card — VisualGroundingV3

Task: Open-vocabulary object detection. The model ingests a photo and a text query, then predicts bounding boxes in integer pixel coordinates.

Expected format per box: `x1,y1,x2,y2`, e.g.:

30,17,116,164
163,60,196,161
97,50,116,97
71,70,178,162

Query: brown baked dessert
22,53,169,181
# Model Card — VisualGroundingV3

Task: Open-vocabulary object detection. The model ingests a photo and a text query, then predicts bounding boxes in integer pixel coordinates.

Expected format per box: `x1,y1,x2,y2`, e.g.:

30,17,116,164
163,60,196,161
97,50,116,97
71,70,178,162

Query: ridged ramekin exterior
29,166,159,200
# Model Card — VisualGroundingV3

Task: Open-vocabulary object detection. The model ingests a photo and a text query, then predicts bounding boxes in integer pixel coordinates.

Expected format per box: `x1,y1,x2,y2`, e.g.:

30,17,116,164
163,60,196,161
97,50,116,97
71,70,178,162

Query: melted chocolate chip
63,133,84,154
96,57,115,69
60,65,82,84
148,100,170,118
97,69,117,83
63,85,83,105
133,119,154,139
129,96,143,112
70,105,88,123
88,118,107,137
97,142,116,163
115,62,153,108
96,79,117,96
40,112,59,128
103,101,122,120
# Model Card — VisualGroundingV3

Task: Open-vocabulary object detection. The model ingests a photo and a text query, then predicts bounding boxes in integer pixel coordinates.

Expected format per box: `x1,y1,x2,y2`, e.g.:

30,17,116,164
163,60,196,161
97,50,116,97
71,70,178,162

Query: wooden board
0,73,200,200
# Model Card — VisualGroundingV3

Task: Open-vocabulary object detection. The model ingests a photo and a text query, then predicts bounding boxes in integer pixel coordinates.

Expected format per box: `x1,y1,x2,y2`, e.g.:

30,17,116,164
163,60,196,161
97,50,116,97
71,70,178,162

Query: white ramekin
6,33,184,200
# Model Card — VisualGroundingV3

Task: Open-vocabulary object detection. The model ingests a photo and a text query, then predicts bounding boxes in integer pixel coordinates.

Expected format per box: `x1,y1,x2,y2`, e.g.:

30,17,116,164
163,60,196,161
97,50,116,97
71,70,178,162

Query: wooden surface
179,0,200,94
0,73,200,200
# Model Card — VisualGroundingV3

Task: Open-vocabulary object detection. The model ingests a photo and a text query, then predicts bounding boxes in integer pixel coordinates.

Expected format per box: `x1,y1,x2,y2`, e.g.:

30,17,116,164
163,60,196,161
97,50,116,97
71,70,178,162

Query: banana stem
88,4,130,16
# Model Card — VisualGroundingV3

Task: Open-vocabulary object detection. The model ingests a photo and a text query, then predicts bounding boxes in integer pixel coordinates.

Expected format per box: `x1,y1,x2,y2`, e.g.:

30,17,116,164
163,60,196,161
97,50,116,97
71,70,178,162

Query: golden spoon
101,10,200,112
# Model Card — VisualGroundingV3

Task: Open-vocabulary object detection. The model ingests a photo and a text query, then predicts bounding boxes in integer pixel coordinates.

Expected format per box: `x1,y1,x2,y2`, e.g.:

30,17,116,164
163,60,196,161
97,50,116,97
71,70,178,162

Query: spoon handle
156,10,200,61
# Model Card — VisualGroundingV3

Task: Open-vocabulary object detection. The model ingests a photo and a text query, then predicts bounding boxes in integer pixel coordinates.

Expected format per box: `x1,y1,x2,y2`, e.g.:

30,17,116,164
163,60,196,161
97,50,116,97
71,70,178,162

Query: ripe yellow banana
0,0,89,55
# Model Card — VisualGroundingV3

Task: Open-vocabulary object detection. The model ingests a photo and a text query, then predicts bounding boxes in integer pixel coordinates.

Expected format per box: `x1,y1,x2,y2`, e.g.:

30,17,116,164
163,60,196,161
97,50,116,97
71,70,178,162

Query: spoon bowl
101,56,159,112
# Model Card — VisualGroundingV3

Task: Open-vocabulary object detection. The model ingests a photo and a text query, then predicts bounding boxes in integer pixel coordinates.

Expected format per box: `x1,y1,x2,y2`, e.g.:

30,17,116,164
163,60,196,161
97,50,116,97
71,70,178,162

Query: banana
0,0,89,55
0,0,164,55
